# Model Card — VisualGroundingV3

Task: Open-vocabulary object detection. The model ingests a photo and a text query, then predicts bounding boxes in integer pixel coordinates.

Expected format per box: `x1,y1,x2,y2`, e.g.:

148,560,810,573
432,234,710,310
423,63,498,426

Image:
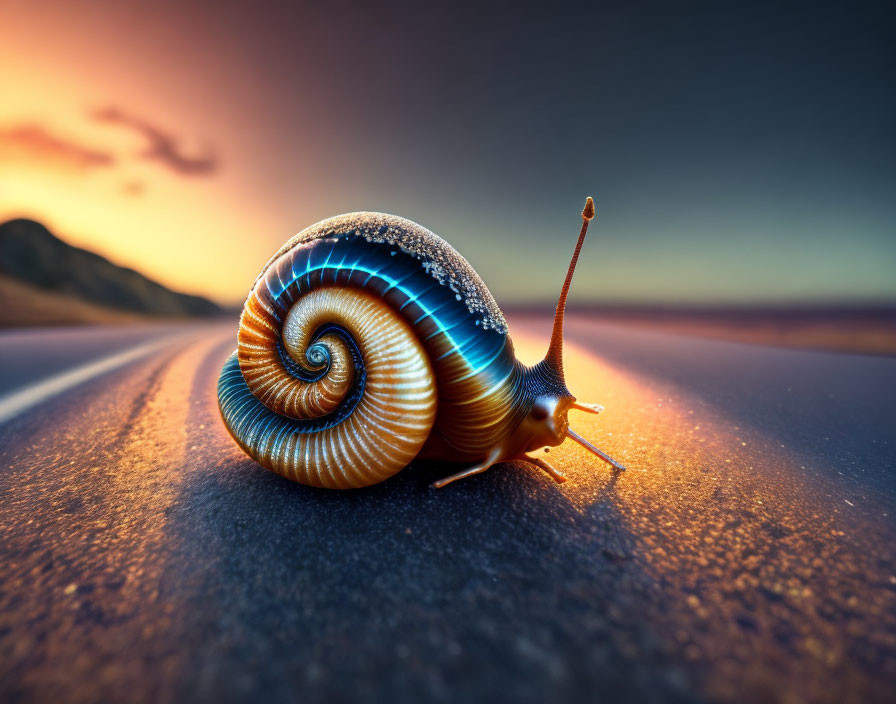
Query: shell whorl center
224,286,439,489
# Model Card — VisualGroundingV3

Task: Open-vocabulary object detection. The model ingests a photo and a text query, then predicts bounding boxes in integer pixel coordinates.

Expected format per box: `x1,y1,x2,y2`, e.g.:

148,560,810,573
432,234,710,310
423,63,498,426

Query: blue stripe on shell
255,233,509,377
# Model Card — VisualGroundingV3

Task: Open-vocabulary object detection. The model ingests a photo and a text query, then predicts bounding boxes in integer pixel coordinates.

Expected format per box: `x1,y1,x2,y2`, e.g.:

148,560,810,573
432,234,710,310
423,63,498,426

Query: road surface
0,316,893,703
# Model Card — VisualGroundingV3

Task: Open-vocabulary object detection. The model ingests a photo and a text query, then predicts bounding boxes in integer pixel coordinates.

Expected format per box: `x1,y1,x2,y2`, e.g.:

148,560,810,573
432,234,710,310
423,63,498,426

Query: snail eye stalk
545,196,595,376
566,428,626,472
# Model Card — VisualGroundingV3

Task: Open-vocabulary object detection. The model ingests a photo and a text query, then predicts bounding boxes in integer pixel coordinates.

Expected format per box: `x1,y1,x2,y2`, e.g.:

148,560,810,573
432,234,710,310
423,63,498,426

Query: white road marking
0,337,184,425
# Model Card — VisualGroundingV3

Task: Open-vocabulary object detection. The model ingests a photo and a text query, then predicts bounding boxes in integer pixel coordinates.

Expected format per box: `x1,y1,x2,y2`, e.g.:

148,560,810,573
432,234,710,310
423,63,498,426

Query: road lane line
0,336,189,425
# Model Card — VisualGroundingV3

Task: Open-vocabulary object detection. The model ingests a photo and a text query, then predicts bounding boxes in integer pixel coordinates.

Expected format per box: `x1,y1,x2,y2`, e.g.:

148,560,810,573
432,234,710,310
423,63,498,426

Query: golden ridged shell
231,287,437,488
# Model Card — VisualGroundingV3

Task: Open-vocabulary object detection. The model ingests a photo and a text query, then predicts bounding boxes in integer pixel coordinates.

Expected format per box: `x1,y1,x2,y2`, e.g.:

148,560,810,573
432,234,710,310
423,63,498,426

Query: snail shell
218,212,527,488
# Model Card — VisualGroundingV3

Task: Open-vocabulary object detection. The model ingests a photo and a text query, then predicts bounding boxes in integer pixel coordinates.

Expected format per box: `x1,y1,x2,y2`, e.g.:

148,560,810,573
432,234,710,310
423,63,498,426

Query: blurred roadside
508,305,896,357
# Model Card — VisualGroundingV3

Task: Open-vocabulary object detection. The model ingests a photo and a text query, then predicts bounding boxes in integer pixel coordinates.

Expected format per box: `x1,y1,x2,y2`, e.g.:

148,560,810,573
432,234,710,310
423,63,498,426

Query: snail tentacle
524,456,567,484
429,448,503,490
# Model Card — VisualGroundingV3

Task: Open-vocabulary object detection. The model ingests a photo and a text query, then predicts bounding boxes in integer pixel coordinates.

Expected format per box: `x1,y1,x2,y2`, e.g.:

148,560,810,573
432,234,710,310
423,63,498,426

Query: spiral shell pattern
218,212,531,488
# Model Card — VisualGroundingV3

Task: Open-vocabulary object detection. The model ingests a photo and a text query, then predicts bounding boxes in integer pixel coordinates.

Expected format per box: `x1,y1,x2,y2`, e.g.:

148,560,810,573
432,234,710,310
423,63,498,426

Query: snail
217,196,625,489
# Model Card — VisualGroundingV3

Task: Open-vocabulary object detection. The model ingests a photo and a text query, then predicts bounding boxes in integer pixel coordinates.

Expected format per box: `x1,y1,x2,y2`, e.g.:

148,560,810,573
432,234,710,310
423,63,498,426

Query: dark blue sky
329,1,895,304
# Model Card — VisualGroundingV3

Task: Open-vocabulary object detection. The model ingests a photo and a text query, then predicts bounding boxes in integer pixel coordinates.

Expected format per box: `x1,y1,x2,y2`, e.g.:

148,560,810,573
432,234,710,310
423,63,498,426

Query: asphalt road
0,316,893,704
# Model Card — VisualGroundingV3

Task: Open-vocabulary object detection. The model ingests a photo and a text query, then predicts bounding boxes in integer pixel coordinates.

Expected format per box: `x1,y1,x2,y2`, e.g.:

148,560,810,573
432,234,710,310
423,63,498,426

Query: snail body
218,199,625,489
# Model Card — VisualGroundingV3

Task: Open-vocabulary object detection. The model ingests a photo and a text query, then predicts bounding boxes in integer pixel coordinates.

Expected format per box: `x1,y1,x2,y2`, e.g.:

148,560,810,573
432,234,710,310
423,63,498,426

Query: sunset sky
1,0,893,306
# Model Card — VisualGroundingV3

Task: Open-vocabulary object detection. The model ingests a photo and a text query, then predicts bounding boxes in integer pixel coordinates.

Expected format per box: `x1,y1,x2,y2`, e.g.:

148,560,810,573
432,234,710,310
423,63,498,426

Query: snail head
518,197,624,471
519,359,577,452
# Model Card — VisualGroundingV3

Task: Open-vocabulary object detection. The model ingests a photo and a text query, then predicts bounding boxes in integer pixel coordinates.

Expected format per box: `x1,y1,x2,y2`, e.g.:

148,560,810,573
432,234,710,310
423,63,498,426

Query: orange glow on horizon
0,4,290,305
3,2,893,309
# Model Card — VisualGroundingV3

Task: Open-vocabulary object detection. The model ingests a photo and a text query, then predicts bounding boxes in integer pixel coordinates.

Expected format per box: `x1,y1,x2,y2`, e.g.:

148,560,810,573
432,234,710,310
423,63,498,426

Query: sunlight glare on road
511,330,896,703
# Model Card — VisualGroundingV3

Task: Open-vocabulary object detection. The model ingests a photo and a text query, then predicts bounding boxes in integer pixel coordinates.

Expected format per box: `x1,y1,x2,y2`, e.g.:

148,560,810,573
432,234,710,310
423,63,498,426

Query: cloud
122,180,146,196
92,107,219,176
0,124,116,170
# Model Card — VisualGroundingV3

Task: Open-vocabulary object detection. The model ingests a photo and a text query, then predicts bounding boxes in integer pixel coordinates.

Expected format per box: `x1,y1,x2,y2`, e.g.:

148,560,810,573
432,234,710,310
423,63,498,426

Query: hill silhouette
0,218,221,319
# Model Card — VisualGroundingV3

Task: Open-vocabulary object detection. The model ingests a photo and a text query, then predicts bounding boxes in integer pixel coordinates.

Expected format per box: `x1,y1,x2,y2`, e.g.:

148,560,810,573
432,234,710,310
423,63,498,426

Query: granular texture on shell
256,212,508,333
